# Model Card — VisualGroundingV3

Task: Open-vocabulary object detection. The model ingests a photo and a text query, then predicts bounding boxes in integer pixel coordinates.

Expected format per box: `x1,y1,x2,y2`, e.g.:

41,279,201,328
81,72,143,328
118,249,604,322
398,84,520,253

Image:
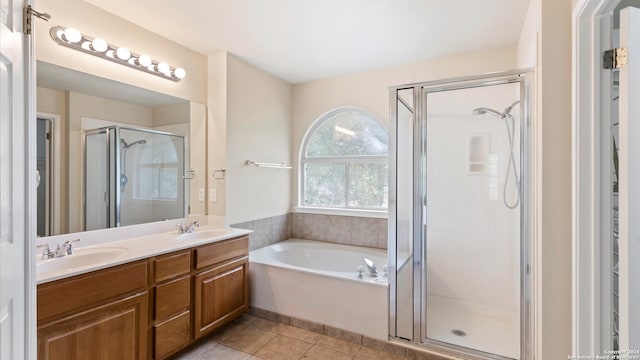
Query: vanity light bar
49,26,186,82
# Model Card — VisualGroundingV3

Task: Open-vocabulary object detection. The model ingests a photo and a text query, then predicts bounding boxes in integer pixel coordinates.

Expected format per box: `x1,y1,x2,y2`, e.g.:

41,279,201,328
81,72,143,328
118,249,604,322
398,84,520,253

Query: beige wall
205,52,292,224
291,46,517,208
206,52,228,217
189,102,207,216
152,103,190,127
517,0,573,358
36,0,207,104
225,55,292,224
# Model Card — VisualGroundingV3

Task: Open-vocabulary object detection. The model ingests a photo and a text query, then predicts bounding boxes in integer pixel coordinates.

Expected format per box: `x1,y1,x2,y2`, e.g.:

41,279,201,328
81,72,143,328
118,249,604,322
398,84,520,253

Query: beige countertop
36,225,252,284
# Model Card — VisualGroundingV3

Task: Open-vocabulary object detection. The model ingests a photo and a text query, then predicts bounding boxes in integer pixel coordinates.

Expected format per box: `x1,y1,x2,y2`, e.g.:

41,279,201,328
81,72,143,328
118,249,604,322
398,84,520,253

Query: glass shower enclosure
83,126,186,231
389,71,532,359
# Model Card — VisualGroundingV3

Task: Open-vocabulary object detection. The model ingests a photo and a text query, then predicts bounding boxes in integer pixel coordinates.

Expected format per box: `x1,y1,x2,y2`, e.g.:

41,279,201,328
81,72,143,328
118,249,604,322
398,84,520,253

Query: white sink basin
37,247,127,273
175,228,233,242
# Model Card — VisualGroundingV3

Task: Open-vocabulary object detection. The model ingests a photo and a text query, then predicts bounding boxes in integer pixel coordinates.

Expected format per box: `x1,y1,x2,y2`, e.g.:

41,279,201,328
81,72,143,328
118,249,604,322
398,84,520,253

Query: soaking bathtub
249,239,388,339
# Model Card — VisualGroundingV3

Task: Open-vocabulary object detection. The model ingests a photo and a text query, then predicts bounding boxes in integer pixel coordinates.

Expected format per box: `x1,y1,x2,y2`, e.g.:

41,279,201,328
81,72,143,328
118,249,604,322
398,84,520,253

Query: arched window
300,107,388,210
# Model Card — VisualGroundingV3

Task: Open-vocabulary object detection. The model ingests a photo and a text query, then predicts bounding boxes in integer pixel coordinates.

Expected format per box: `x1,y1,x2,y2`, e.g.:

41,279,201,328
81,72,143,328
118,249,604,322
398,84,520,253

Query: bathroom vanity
36,230,250,360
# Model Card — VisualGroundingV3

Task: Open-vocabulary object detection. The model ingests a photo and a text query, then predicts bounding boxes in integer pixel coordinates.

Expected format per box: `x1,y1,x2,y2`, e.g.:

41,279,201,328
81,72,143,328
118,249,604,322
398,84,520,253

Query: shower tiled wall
232,213,388,250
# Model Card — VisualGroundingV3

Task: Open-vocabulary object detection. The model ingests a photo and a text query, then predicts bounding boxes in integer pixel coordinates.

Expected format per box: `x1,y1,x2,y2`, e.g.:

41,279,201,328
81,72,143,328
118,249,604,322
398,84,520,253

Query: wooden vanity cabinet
36,235,250,360
37,261,149,360
193,236,250,339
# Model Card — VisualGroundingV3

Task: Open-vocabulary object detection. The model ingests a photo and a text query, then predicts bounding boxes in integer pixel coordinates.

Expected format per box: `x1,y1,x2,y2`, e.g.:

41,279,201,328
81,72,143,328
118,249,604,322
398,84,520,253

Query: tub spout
363,258,377,277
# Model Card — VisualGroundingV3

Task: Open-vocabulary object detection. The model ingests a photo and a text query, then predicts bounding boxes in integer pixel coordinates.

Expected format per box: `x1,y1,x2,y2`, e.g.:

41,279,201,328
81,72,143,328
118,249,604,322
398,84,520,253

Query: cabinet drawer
154,310,191,359
37,261,148,322
194,236,248,269
155,276,190,320
154,251,191,283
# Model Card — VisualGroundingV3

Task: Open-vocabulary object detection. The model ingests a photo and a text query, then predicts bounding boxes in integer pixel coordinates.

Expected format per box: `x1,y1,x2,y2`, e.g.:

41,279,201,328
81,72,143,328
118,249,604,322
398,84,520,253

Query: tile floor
172,314,412,360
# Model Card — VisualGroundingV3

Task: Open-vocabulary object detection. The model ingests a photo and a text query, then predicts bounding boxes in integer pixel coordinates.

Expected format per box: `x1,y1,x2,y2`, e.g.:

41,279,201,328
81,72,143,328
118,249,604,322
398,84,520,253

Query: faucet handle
63,239,80,255
357,266,365,279
37,243,54,259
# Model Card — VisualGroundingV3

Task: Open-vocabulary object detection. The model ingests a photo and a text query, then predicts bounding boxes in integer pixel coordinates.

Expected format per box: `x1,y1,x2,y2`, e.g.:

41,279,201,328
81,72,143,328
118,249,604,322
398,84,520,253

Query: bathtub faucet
363,258,377,277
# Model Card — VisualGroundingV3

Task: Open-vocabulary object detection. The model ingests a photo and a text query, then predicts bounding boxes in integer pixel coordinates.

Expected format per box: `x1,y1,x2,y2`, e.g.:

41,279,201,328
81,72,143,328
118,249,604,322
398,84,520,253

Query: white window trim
298,106,389,212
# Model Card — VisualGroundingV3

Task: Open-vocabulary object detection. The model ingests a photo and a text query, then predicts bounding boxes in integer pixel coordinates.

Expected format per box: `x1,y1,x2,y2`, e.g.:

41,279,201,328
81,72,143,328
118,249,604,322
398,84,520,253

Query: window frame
298,106,389,213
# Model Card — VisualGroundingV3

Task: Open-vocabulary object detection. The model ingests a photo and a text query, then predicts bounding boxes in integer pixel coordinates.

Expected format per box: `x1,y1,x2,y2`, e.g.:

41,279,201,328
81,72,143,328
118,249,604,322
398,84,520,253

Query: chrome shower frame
82,125,187,230
388,69,534,360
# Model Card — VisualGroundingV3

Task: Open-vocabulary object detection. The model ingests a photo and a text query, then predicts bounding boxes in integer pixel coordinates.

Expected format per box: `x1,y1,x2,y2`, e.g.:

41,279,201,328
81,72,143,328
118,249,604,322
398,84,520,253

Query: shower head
503,100,521,116
472,107,503,118
473,100,520,119
120,139,147,149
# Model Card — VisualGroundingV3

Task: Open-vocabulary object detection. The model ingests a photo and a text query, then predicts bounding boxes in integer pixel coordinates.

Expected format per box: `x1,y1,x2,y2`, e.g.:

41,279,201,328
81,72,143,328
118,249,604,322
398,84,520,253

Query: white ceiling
84,0,531,84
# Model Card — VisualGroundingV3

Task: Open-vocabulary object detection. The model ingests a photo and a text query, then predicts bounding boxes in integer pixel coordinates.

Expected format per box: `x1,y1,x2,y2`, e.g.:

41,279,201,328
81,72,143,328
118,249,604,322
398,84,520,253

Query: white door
0,0,34,359
618,6,640,351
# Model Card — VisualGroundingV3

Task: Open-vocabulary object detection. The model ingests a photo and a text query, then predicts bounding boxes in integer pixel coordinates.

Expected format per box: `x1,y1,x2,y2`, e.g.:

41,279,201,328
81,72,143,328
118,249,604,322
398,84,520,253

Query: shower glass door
390,71,530,360
84,127,186,231
84,129,110,231
119,128,185,226
424,82,521,358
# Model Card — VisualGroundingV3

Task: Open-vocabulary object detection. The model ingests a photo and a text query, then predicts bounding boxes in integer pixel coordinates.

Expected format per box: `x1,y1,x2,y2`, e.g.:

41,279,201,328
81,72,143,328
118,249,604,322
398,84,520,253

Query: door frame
572,0,625,355
388,69,534,360
36,112,61,235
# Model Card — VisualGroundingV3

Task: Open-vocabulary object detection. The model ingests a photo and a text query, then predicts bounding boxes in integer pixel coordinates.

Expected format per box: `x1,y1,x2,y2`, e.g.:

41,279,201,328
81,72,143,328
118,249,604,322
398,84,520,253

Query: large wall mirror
36,61,207,236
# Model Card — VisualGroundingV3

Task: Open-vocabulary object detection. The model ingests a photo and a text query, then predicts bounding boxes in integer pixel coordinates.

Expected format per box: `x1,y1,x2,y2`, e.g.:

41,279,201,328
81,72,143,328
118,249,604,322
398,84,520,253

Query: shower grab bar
245,160,292,169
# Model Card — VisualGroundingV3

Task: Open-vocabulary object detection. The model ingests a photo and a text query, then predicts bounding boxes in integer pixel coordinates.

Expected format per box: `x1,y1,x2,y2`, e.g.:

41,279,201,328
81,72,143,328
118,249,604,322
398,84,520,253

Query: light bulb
63,28,82,43
173,68,186,79
90,38,108,52
116,47,131,60
137,54,152,67
156,62,170,74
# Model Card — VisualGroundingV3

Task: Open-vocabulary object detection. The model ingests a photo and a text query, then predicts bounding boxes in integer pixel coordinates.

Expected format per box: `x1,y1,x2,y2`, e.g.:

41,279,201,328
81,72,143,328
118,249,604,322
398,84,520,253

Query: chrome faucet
54,239,79,257
363,258,377,277
37,239,79,259
177,220,200,234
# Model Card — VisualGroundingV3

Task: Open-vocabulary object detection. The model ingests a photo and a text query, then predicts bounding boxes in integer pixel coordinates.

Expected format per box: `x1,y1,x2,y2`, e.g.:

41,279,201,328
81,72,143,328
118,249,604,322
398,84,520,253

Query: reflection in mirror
36,60,205,236
84,126,185,231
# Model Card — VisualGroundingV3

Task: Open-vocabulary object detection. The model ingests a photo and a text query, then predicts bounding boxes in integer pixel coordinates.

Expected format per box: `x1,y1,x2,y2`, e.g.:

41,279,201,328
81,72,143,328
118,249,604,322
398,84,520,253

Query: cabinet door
194,257,249,339
37,292,148,360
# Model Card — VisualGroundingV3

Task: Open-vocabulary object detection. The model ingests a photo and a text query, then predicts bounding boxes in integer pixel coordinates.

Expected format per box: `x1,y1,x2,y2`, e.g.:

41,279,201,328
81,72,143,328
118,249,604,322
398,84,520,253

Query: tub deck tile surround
232,213,292,251
233,212,388,251
173,309,458,360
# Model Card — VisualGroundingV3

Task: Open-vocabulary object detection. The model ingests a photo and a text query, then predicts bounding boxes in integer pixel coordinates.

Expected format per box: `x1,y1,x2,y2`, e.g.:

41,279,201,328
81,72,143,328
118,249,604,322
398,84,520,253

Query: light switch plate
209,189,217,203
198,188,205,202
